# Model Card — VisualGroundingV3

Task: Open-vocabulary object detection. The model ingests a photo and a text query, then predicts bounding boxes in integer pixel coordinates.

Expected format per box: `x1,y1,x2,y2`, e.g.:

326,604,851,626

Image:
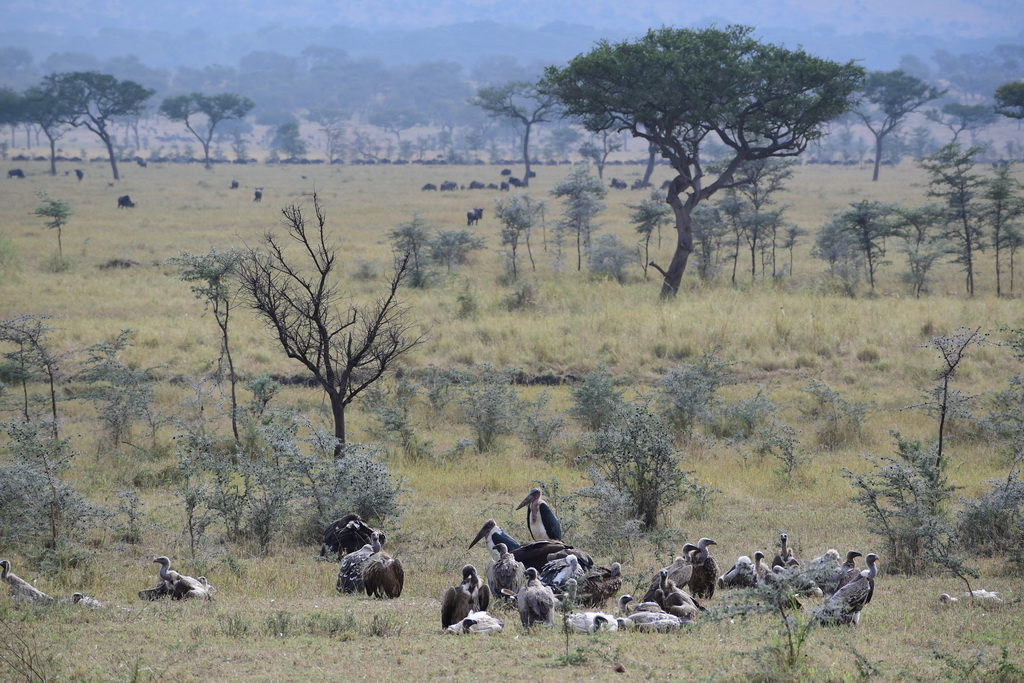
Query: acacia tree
994,81,1024,122
171,248,243,442
45,71,154,180
494,193,545,280
542,26,862,298
982,163,1024,296
920,143,986,296
854,70,945,181
471,81,557,187
835,200,896,291
551,164,606,271
305,107,349,163
21,85,71,175
159,92,254,169
237,193,424,457
926,102,997,145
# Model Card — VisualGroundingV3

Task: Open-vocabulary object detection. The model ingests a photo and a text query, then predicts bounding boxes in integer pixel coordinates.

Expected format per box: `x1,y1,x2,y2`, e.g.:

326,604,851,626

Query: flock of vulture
1,486,1005,638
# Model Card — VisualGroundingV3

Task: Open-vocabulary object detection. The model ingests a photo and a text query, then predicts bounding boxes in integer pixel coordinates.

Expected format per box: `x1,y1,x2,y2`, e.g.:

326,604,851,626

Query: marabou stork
486,543,525,598
362,534,404,599
0,560,53,603
517,567,555,627
516,487,562,542
468,519,521,553
441,565,491,629
815,553,878,627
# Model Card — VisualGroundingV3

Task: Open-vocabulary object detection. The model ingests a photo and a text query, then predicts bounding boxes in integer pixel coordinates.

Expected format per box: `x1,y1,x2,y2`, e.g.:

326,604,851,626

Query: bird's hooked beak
468,521,493,549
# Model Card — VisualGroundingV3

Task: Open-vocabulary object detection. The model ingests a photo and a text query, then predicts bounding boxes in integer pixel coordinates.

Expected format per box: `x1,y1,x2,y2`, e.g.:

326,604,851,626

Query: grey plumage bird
815,552,878,627
518,567,555,627
0,560,53,603
153,556,212,601
441,565,490,629
446,610,504,634
486,543,525,599
336,531,381,594
641,544,698,602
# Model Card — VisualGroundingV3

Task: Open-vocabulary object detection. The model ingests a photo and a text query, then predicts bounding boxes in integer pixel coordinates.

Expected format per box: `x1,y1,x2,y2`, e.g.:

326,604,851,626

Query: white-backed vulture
446,610,504,634
441,565,490,629
578,562,622,608
719,555,757,589
815,552,878,627
153,557,212,601
486,543,525,599
772,533,800,569
687,537,719,599
939,589,1003,606
538,553,584,594
565,611,619,633
0,560,53,603
641,544,698,602
823,551,862,596
362,534,404,599
320,513,381,558
336,532,381,594
518,567,555,628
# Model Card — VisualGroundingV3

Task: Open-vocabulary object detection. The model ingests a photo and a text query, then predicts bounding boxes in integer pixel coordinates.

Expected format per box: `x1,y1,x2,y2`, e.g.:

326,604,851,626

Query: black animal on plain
610,178,627,189
468,180,485,190
507,177,523,187
8,168,24,179
230,180,239,189
440,181,458,192
500,168,512,176
253,187,263,202
421,183,438,191
75,169,84,181
320,514,380,557
117,195,135,209
467,208,484,226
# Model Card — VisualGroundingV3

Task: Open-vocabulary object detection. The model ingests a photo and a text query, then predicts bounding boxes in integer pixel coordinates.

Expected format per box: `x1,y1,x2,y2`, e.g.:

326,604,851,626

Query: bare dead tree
237,192,425,458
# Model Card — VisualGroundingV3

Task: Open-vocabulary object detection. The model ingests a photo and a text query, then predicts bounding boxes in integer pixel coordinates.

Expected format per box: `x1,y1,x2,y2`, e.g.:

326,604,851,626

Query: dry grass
1,154,1023,681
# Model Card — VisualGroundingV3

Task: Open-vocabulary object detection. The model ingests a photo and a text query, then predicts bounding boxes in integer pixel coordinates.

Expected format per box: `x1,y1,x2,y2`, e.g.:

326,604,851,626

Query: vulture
815,552,878,627
616,597,688,632
538,554,585,595
565,611,619,633
772,533,800,570
153,557,212,601
517,567,555,628
0,560,53,603
653,570,702,620
71,592,103,608
823,551,863,597
641,544,698,602
687,537,720,600
516,487,562,541
753,551,771,583
719,555,757,589
337,532,381,594
362,534,404,599
441,565,490,629
577,562,622,608
512,540,592,573
320,514,381,558
446,610,504,634
486,543,525,599
939,589,1003,606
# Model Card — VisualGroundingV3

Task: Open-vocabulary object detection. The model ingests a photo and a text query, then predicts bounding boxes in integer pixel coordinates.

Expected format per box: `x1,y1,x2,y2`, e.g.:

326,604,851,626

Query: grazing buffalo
467,208,484,226
7,168,24,179
117,195,135,209
230,180,239,189
75,169,84,182
500,182,510,192
421,183,438,191
631,179,651,190
468,180,486,190
610,178,627,189
440,181,458,192
507,177,524,187
136,157,147,168
500,168,512,176
253,187,263,202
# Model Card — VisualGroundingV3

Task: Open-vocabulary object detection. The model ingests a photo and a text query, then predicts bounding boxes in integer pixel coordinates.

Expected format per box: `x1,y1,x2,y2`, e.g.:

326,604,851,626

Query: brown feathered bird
518,567,555,627
320,513,382,558
0,560,53,603
337,532,380,594
687,537,720,600
641,544,698,603
362,534,404,599
486,543,525,599
578,562,622,608
153,556,212,600
815,553,878,627
441,565,490,629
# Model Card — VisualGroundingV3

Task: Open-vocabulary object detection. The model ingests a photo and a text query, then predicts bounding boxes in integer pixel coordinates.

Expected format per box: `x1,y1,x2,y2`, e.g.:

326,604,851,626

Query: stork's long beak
468,523,490,549
515,492,533,510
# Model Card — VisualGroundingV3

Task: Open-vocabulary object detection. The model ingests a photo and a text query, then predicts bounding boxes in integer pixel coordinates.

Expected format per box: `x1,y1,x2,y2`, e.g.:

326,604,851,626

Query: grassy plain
1,153,1023,682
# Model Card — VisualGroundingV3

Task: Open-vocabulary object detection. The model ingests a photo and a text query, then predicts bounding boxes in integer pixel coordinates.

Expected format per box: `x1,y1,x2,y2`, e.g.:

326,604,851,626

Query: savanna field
1,140,1023,681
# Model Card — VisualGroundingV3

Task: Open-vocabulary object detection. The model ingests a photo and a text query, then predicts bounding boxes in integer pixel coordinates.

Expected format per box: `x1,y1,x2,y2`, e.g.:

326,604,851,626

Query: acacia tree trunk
656,186,695,298
872,134,884,182
522,123,532,187
100,131,121,180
